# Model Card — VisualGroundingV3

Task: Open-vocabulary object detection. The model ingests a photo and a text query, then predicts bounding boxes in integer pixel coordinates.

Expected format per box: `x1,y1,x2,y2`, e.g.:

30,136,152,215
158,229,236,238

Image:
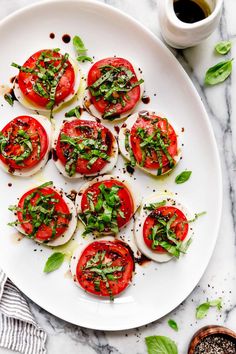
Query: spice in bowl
194,334,236,354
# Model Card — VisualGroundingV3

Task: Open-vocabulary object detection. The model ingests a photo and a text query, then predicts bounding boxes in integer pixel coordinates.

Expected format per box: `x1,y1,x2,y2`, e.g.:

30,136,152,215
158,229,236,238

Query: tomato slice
56,119,114,175
17,49,75,108
87,57,141,118
143,206,189,253
0,116,49,171
17,184,71,241
130,112,178,173
76,240,134,298
80,179,134,234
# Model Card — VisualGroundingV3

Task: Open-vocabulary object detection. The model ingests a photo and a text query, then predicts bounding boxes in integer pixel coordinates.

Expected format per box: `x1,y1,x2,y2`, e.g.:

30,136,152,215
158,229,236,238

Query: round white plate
0,0,222,330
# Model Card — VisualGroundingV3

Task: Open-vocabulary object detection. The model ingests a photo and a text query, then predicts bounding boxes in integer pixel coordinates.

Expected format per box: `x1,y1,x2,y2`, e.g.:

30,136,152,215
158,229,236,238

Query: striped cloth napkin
0,270,47,354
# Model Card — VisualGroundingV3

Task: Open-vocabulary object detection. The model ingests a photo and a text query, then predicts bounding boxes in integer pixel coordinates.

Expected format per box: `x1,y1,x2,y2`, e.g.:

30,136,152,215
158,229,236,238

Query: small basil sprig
205,59,233,85
196,297,222,319
145,336,178,354
168,319,178,331
73,35,92,63
44,252,65,273
215,41,231,55
175,170,192,184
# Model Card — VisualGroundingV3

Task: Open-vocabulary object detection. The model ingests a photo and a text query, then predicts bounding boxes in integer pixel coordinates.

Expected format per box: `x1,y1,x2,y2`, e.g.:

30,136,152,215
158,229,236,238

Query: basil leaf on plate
168,319,178,331
215,41,231,55
73,35,87,54
145,335,178,354
44,252,65,273
77,55,93,62
196,297,222,319
175,171,192,184
4,93,14,106
205,60,233,85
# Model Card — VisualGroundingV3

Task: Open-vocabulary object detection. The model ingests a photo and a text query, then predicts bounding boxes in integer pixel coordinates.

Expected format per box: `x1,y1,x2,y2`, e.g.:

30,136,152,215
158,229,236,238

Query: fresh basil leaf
168,319,179,331
65,106,81,118
144,200,166,211
205,59,233,85
4,93,14,106
145,335,178,354
77,55,93,62
215,41,231,55
43,252,65,273
196,297,222,319
73,35,87,54
175,171,192,184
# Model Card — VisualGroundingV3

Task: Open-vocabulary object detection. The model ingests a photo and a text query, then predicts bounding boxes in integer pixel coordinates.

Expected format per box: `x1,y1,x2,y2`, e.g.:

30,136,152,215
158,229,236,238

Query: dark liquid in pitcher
174,0,211,23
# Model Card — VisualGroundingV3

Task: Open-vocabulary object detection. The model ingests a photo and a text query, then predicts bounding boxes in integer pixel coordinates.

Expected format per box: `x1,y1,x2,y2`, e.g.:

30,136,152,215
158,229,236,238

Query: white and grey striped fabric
0,270,47,354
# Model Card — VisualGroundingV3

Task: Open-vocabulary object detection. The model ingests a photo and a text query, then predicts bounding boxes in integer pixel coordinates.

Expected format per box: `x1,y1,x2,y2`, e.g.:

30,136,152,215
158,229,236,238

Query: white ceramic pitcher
158,0,223,48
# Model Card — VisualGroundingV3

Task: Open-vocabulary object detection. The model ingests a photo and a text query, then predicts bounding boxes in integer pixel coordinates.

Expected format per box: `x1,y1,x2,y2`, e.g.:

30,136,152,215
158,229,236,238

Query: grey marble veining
0,0,236,353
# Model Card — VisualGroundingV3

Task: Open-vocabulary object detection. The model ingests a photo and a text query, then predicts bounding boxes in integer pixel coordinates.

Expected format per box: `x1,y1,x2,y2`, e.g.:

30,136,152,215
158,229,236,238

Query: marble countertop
0,0,236,353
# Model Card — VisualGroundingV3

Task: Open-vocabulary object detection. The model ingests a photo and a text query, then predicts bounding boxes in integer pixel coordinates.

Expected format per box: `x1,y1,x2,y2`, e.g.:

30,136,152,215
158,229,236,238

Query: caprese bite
53,118,118,178
0,115,51,176
12,49,80,111
70,238,134,300
119,110,181,176
134,193,195,262
8,181,77,246
83,57,144,121
76,175,140,236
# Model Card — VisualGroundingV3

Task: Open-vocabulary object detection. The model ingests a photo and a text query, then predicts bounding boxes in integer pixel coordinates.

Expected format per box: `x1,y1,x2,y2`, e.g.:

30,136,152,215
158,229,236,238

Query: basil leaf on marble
168,319,179,331
145,336,178,354
196,297,222,319
175,171,192,184
215,41,231,55
44,252,65,273
205,60,233,85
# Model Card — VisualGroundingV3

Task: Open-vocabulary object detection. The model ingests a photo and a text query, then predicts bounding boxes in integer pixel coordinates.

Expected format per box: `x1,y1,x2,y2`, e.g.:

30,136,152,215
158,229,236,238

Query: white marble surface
0,0,236,353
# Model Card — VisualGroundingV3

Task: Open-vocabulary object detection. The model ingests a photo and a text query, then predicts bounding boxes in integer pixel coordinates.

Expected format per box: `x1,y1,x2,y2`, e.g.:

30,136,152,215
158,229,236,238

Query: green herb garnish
215,41,231,55
73,35,93,63
4,93,14,106
196,298,222,319
168,319,178,331
77,55,93,62
65,106,81,118
175,170,192,184
145,335,178,354
205,59,233,85
44,252,65,273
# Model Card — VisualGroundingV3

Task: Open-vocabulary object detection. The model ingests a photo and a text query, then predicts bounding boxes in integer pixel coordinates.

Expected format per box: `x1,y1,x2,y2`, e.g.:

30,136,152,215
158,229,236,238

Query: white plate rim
0,0,223,331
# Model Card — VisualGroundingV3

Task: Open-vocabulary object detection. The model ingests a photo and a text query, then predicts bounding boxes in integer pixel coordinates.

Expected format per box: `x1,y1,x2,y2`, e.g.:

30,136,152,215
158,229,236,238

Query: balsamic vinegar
174,0,211,24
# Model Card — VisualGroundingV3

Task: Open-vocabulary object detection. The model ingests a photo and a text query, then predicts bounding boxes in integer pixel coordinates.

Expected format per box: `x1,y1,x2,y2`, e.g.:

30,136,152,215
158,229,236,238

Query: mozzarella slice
76,174,141,235
0,114,52,177
11,187,77,246
134,192,194,263
53,116,118,179
119,110,182,176
83,62,144,122
13,56,81,112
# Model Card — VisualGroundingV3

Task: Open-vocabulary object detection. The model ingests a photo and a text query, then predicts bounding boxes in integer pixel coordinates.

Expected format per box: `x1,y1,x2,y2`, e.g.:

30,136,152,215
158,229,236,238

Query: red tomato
0,116,48,171
18,49,75,108
143,206,189,253
76,240,134,297
56,119,114,175
87,57,141,117
17,186,71,241
81,179,134,229
130,113,178,172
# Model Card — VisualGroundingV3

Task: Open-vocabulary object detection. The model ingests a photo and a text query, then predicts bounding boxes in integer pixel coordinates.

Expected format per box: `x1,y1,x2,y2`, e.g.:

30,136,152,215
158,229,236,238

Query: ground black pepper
194,335,236,354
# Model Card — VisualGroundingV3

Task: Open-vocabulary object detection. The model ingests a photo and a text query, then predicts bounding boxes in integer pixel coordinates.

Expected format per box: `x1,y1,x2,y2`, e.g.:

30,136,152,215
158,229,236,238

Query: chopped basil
59,130,110,177
175,170,192,184
144,200,166,211
196,298,222,319
168,319,178,331
125,131,136,167
44,252,65,273
215,41,231,55
73,35,87,54
4,93,14,106
65,106,81,118
79,183,123,236
83,250,124,300
145,336,178,354
77,55,93,62
205,59,233,85
88,64,144,119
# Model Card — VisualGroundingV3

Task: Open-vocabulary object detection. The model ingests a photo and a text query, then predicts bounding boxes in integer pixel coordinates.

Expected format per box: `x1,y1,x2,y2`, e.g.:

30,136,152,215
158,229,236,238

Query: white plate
0,0,222,330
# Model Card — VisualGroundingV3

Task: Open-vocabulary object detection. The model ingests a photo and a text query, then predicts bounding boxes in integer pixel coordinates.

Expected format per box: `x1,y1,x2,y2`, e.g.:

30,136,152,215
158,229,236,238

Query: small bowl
188,325,236,354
